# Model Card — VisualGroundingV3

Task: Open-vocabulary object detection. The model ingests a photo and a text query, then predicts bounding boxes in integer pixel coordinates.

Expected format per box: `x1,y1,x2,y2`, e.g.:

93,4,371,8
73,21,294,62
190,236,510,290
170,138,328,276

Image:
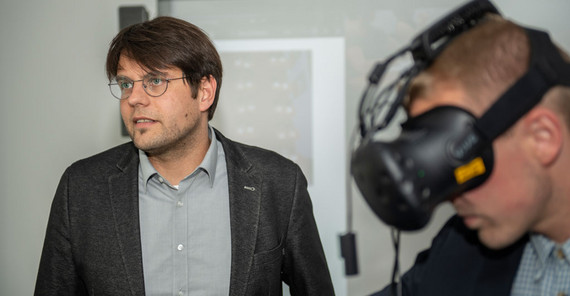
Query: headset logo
451,132,479,160
454,157,486,184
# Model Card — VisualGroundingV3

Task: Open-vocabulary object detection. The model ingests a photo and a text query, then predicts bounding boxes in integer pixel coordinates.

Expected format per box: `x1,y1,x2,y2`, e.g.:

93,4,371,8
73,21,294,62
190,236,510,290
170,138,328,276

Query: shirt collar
528,233,570,280
138,125,219,191
200,125,219,187
530,234,556,266
138,150,156,192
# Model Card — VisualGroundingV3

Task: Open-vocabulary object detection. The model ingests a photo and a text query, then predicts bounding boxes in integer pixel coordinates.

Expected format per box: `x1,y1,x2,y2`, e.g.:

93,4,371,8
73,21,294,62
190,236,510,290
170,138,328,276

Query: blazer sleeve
281,165,335,296
35,169,87,296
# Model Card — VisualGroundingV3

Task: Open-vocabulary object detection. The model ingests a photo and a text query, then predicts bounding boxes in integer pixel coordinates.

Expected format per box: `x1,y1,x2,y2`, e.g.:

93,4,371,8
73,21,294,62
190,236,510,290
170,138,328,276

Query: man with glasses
35,16,334,296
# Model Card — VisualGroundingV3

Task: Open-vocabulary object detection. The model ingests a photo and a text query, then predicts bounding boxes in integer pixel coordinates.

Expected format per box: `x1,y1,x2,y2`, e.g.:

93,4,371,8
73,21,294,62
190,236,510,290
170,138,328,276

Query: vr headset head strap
475,29,570,142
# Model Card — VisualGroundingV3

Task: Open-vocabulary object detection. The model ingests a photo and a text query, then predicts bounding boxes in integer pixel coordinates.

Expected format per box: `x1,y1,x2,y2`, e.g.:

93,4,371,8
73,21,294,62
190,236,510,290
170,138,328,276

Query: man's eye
118,81,133,90
148,77,164,86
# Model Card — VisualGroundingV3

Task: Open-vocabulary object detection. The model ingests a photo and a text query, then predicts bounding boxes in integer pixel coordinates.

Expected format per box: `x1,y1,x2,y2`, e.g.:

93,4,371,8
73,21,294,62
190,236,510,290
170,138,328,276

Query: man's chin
477,228,517,250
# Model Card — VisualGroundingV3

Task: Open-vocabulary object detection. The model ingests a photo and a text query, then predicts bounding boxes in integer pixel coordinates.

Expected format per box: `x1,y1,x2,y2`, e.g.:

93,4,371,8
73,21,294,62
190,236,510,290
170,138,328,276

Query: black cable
340,126,361,276
346,126,362,232
390,228,402,296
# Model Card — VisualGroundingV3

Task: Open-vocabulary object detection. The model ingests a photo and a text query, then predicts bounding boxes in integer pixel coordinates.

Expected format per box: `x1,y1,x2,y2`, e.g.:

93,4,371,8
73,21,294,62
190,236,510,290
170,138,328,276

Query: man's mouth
135,119,155,123
132,118,157,129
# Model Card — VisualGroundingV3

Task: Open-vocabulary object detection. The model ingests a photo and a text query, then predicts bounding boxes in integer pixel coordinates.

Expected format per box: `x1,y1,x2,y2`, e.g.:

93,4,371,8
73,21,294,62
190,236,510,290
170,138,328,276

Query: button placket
173,183,188,295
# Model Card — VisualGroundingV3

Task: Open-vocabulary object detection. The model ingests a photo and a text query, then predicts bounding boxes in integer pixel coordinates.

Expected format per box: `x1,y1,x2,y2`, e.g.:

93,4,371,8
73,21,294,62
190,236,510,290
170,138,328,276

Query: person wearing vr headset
354,1,570,295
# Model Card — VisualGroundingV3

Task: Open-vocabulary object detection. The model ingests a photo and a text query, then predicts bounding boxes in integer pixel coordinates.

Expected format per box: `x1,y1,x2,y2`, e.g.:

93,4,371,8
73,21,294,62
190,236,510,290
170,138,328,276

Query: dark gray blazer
35,130,334,296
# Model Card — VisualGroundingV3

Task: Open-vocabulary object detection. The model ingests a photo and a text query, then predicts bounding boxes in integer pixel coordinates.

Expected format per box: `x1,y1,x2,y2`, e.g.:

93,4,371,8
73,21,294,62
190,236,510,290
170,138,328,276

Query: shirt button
158,177,164,183
556,248,566,259
178,291,184,296
177,244,184,251
177,201,184,207
557,292,566,296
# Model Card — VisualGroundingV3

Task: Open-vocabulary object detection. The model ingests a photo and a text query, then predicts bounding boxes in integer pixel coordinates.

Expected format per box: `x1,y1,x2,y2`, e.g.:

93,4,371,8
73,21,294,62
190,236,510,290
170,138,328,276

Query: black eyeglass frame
108,75,187,100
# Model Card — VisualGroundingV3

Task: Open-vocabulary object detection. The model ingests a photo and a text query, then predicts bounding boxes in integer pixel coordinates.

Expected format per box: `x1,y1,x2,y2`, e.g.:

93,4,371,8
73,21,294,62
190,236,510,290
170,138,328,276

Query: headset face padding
351,106,494,230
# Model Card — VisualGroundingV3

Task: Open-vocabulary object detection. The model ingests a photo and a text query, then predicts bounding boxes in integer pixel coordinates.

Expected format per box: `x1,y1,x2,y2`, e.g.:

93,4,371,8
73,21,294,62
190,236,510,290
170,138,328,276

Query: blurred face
117,55,206,156
409,80,548,249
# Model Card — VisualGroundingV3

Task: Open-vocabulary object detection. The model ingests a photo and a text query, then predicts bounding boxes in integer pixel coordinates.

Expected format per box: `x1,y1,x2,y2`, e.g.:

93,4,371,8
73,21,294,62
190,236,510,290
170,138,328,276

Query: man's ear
523,107,563,166
198,75,217,112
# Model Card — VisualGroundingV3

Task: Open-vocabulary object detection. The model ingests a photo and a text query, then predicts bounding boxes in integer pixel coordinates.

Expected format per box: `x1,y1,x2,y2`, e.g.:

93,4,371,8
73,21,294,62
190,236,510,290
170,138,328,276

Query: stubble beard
130,123,202,159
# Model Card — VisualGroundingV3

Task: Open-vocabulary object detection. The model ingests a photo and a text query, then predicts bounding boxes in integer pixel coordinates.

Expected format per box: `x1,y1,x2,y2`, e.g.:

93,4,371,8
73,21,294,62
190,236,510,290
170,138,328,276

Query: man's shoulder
67,142,137,174
215,129,298,170
233,140,292,163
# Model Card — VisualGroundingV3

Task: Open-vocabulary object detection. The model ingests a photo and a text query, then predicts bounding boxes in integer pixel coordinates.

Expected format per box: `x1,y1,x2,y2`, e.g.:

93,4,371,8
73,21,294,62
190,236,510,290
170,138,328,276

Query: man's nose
125,81,150,106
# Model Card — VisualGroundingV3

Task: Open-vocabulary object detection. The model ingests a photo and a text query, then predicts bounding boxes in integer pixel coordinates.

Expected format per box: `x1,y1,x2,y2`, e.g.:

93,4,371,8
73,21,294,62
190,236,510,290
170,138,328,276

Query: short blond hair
427,15,529,111
541,45,570,128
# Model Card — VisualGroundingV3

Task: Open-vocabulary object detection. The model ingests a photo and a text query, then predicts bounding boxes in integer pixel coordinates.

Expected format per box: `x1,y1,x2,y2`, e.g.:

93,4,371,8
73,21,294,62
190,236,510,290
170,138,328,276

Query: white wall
1,1,569,296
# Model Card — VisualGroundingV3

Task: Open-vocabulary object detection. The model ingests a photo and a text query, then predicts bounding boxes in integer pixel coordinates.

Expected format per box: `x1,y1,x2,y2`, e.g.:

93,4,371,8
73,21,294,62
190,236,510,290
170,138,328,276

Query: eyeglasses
108,74,186,100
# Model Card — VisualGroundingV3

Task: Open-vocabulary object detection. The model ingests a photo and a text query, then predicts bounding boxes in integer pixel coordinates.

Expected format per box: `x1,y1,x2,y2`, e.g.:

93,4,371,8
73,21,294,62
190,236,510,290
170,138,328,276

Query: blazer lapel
108,145,146,296
216,130,262,296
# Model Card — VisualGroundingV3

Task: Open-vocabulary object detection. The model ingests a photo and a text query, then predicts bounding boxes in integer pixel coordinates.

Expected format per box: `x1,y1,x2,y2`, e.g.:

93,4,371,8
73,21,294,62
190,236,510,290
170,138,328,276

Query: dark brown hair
106,16,223,120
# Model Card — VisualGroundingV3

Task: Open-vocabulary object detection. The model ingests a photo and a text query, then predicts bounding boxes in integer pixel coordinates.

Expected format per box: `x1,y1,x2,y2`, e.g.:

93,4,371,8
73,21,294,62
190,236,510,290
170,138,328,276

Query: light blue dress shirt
511,234,570,296
138,126,231,296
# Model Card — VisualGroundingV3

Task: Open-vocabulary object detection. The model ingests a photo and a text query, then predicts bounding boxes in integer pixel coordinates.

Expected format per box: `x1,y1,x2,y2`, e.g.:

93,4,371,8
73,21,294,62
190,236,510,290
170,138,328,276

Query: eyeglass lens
109,75,170,100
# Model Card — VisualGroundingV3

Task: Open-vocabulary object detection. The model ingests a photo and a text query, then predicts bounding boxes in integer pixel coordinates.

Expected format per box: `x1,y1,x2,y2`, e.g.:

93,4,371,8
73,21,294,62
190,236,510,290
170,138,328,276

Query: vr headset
351,0,570,231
